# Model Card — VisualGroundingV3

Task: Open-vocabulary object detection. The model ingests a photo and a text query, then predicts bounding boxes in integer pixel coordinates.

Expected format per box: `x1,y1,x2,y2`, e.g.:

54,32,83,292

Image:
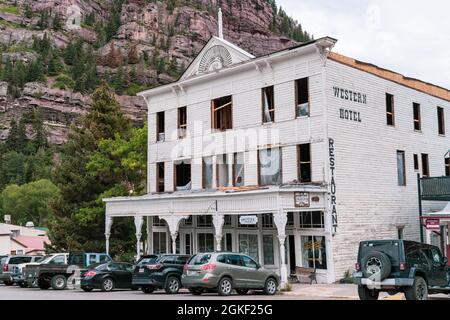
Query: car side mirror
256,263,262,270
442,257,448,266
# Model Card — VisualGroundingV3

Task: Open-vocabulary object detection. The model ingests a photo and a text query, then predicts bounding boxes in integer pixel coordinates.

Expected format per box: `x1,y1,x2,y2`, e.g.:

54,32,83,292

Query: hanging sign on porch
294,192,310,207
239,215,258,225
425,218,441,231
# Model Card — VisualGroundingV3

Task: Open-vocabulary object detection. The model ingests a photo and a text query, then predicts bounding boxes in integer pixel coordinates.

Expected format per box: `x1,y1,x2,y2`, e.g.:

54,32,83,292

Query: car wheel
357,285,380,300
361,251,391,281
189,288,203,296
51,275,67,290
101,278,115,292
236,289,249,295
18,282,28,288
405,276,428,300
263,278,278,295
38,279,50,290
218,277,233,296
142,286,155,294
165,276,181,294
3,280,13,286
82,287,93,292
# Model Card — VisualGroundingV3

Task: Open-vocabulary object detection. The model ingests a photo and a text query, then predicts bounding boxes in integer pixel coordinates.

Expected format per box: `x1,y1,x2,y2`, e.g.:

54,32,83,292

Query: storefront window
197,215,213,227
262,214,274,229
287,212,295,227
239,234,259,262
198,233,214,252
299,211,324,229
185,233,192,255
221,233,233,252
263,235,274,265
301,236,327,270
224,215,232,227
153,217,166,227
153,232,167,254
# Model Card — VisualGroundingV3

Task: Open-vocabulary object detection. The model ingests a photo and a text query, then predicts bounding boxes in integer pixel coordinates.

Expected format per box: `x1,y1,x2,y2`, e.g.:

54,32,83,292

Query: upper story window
178,106,187,139
153,217,166,227
233,152,245,187
298,144,312,183
386,93,395,126
156,111,165,142
197,215,213,228
446,158,450,177
438,106,445,135
421,153,430,177
157,162,165,193
397,150,406,186
212,96,232,131
413,103,421,131
413,154,419,171
258,148,282,186
262,86,275,123
202,156,213,190
174,160,191,191
295,78,309,117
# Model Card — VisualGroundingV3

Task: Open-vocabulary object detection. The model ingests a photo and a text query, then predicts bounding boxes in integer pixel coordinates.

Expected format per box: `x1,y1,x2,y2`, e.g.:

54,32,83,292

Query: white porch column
213,213,225,251
105,216,113,255
273,210,288,288
160,215,188,254
134,216,144,260
146,217,152,254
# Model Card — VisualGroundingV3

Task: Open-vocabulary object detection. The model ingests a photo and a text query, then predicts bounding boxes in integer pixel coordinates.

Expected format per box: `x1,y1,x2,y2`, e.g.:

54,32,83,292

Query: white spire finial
218,8,223,39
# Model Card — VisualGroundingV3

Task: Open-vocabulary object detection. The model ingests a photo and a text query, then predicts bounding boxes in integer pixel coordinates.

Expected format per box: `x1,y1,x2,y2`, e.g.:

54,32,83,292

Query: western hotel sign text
333,86,366,123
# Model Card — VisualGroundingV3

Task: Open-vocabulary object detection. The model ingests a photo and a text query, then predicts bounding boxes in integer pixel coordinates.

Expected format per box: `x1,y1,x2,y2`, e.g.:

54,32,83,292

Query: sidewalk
281,283,405,300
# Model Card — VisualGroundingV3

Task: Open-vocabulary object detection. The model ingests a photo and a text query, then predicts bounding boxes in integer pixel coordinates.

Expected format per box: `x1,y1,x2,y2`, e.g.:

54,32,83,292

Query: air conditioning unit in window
158,133,165,142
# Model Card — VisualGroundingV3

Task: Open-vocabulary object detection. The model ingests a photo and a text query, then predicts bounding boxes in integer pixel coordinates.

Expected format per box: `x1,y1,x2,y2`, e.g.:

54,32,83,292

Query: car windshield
93,263,109,271
188,254,211,265
37,255,53,263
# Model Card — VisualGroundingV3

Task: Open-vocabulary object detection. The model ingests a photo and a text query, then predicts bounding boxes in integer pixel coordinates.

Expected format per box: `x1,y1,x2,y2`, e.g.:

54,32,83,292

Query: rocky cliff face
0,0,309,144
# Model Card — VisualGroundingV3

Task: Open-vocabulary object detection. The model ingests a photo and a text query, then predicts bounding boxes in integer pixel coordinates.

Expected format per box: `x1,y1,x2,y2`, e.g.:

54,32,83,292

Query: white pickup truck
19,253,68,288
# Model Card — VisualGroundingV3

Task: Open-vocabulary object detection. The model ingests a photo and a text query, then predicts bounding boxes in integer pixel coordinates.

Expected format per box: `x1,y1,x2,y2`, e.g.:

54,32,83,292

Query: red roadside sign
425,218,441,231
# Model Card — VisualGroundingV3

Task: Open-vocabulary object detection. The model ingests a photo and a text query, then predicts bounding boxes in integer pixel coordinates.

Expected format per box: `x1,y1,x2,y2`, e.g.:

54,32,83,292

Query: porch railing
420,176,450,201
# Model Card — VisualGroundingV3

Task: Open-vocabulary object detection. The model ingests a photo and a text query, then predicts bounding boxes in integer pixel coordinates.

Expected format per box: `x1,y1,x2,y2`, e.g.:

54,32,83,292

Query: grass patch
0,5,19,15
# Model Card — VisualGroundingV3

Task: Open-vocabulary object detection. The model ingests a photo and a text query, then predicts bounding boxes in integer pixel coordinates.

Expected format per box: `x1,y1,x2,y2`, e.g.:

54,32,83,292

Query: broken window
156,111,165,142
296,78,309,117
202,156,213,190
233,152,245,187
413,154,419,171
262,86,275,123
216,154,229,188
438,106,445,135
386,93,395,126
421,153,429,177
413,103,421,131
178,106,187,139
258,148,282,186
174,160,191,191
212,96,232,131
397,150,406,186
298,144,312,183
156,162,165,193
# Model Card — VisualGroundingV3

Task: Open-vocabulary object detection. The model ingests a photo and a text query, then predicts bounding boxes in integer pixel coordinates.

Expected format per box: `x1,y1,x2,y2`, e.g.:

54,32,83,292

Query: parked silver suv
182,252,279,296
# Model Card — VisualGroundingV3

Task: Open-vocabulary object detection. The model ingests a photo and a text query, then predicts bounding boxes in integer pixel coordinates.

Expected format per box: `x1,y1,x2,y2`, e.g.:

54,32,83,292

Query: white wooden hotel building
104,22,450,284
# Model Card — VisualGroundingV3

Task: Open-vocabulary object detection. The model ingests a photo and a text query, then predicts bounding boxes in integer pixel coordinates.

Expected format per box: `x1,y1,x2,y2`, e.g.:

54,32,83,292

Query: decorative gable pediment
180,36,255,81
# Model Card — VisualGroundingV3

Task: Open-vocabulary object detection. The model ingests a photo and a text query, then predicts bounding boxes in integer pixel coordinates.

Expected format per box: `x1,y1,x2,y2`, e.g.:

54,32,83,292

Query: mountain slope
0,0,312,144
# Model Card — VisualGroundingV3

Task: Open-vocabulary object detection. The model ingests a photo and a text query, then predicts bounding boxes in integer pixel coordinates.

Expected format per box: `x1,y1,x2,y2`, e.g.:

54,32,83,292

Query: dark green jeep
353,240,450,300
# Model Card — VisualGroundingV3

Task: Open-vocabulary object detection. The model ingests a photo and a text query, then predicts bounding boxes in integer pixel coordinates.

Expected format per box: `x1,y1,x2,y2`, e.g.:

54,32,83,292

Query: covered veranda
103,185,328,287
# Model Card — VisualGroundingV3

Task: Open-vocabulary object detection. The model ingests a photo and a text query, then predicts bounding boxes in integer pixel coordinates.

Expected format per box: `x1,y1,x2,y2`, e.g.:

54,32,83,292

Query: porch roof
103,184,327,218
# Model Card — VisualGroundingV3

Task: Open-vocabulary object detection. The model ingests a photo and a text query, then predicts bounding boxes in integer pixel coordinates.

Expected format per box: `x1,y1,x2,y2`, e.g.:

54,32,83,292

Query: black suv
353,240,450,300
132,254,191,294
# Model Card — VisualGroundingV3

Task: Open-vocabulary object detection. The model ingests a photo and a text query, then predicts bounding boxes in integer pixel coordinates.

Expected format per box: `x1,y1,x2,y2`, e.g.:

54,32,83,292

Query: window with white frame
263,235,275,265
239,234,259,262
153,232,167,254
262,214,274,229
197,215,213,228
197,233,215,252
299,211,324,229
301,235,327,270
153,217,166,227
258,148,282,186
287,212,295,228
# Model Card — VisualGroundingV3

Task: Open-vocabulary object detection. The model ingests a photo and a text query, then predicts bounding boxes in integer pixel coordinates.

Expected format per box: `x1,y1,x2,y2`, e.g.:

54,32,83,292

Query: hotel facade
104,33,450,285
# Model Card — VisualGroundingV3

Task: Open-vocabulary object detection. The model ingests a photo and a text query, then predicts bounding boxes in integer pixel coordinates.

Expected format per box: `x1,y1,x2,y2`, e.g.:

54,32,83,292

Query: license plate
187,270,198,276
139,268,145,273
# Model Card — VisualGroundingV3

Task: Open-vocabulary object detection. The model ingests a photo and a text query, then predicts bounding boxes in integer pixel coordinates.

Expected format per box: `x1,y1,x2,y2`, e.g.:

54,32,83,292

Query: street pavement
0,283,449,300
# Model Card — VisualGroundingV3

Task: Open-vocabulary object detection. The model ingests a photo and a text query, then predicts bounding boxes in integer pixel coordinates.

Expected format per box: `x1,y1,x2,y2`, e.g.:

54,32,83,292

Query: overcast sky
276,0,450,89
